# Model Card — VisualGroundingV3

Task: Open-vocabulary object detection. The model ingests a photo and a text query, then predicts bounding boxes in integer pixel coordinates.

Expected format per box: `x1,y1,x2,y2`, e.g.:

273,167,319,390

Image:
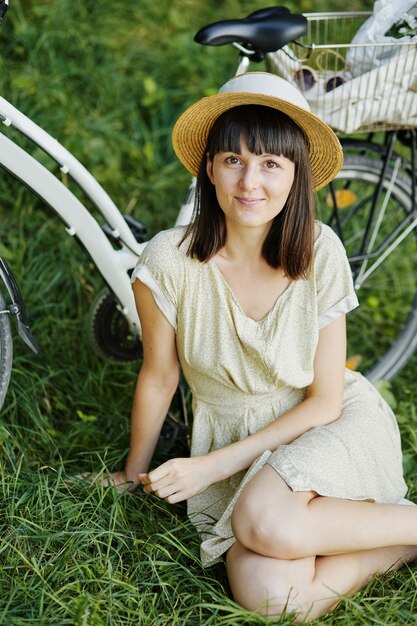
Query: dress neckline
208,259,294,323
207,223,324,324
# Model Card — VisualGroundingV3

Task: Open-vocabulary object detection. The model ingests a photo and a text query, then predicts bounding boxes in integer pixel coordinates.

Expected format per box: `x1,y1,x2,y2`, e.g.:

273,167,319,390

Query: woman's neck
218,224,270,264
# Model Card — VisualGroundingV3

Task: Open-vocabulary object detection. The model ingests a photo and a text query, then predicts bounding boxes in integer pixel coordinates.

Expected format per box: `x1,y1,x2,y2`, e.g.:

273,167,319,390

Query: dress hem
199,449,409,568
266,456,378,503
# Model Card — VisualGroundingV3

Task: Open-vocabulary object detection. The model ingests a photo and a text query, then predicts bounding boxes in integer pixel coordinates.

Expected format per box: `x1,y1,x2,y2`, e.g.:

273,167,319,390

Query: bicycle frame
0,96,150,329
0,52,250,339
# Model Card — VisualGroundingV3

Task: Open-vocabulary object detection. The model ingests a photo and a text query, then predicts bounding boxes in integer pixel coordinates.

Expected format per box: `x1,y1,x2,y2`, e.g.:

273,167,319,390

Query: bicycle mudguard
0,258,40,353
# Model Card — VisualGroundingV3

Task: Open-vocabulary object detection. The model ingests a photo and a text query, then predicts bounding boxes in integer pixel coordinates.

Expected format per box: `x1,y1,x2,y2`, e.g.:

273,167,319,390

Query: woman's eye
265,160,279,169
226,156,240,165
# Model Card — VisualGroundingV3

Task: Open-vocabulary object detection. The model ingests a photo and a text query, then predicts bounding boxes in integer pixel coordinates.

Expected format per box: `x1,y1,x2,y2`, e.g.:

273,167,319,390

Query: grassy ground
2,0,417,624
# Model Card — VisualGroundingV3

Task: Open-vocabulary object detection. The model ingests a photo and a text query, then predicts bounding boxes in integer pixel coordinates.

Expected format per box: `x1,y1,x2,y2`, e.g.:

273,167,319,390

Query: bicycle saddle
194,6,307,54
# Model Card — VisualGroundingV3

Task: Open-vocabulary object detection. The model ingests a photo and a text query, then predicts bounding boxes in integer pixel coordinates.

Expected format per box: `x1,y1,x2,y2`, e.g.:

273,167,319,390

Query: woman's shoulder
142,225,188,261
311,221,353,284
147,225,187,248
314,222,347,259
132,226,190,293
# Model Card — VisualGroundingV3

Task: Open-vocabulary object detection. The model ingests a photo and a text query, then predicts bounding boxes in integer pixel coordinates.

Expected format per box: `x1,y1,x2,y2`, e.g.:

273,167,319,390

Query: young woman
108,73,417,621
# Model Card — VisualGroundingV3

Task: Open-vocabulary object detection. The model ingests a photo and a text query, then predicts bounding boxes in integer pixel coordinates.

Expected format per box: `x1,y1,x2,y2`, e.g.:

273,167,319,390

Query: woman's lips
235,197,264,206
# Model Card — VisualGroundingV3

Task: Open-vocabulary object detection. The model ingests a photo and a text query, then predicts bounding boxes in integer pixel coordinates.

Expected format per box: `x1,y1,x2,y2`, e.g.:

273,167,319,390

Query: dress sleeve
315,228,359,330
130,230,183,329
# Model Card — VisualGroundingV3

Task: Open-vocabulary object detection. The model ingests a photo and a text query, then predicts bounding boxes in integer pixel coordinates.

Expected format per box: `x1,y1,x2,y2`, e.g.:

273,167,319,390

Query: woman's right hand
73,470,139,493
100,470,139,493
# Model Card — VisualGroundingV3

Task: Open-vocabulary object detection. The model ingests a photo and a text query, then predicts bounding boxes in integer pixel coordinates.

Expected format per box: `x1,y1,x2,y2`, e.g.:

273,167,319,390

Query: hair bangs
207,105,307,164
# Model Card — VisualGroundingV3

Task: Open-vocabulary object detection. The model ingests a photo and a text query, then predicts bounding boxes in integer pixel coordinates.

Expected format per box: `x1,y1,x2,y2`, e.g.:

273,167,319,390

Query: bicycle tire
0,290,13,410
317,153,417,381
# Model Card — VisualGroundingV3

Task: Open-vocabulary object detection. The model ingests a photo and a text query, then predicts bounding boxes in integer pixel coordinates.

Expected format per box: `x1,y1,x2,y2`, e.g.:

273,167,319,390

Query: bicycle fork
0,258,40,353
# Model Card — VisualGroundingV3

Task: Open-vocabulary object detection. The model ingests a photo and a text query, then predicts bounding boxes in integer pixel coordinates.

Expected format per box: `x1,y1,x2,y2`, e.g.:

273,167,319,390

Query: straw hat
172,72,343,191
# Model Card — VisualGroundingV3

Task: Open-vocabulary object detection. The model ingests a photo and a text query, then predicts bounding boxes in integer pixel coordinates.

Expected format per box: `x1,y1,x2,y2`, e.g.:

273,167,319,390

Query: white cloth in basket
307,46,417,133
347,0,417,77
268,45,417,133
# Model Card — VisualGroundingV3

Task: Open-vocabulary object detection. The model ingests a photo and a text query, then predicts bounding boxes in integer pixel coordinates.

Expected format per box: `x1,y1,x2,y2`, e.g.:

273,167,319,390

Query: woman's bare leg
231,465,417,560
226,540,417,622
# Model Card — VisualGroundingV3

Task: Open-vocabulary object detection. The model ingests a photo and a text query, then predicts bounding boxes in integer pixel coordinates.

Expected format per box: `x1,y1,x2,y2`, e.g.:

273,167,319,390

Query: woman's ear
206,153,215,185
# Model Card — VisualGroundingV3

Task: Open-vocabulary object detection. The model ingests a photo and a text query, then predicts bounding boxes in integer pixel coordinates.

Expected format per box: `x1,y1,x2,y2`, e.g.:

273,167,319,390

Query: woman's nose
239,164,260,190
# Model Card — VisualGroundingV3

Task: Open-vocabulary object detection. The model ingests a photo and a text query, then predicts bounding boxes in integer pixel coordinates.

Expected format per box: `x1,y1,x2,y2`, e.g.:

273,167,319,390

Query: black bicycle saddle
194,6,307,53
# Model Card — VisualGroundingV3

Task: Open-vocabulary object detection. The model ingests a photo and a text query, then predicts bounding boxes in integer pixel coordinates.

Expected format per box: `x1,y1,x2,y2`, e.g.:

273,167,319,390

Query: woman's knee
230,491,273,554
231,487,308,559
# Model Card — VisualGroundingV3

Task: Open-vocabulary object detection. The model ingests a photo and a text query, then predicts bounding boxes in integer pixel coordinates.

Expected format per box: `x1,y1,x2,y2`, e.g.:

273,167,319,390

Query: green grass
2,0,417,624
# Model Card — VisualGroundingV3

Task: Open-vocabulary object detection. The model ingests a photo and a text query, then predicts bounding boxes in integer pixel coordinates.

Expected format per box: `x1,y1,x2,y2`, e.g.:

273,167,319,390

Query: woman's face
206,138,295,235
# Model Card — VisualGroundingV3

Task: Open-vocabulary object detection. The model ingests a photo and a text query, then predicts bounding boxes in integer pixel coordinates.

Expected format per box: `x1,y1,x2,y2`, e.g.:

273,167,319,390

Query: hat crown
172,72,343,190
218,72,311,113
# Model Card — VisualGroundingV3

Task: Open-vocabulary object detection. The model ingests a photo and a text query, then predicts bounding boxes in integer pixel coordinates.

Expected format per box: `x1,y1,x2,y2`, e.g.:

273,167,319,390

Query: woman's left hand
138,455,217,504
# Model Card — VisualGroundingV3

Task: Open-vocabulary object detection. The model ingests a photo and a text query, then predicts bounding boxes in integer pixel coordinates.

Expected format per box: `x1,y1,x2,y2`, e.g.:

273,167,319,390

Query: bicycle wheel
0,290,13,410
317,153,417,381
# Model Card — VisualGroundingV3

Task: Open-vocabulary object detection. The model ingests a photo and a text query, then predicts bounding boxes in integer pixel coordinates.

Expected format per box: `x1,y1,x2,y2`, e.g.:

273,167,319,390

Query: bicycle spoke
355,157,402,286
354,215,417,289
318,153,417,379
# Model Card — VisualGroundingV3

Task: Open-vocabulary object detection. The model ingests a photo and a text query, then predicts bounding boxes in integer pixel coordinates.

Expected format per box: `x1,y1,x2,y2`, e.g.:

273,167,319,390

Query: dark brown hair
180,104,315,279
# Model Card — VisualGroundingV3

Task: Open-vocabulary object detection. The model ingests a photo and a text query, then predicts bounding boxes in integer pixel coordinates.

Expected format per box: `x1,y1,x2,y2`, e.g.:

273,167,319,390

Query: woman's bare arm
113,279,180,488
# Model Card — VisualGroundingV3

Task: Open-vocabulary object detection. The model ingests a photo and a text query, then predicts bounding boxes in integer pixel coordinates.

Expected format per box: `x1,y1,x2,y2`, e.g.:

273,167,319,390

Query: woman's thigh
235,463,315,511
225,540,317,620
225,540,415,622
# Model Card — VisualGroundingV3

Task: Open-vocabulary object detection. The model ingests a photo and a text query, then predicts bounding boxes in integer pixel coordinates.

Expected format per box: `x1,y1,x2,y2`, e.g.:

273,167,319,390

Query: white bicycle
1,1,417,412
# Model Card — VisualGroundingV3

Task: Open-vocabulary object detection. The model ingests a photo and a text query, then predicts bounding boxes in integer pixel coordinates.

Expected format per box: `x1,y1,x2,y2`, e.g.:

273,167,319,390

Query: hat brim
172,91,343,191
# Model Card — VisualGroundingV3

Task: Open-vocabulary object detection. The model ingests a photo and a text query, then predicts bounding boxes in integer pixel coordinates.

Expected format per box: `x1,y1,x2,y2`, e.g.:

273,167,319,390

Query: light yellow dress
131,223,407,567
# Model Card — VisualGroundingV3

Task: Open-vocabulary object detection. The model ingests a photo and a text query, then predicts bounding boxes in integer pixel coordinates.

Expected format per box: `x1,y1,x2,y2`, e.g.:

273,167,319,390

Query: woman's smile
235,196,265,206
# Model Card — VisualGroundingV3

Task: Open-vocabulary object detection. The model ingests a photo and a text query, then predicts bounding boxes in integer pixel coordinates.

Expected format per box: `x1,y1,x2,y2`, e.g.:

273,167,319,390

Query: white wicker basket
267,12,417,133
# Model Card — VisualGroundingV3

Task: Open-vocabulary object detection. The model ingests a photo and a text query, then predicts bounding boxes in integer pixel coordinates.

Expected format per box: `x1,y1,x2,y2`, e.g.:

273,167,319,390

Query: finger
102,475,131,489
66,472,98,486
74,472,93,482
99,474,120,487
140,474,154,494
165,489,188,504
146,459,177,484
151,484,181,499
143,475,174,494
139,472,166,486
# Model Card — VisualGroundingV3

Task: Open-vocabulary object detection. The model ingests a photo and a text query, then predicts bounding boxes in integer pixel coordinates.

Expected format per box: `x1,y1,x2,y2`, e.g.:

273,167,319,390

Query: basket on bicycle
267,12,417,134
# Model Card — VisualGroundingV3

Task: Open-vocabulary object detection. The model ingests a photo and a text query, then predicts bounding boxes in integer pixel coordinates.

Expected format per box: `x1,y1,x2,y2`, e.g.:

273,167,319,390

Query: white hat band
219,72,311,112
